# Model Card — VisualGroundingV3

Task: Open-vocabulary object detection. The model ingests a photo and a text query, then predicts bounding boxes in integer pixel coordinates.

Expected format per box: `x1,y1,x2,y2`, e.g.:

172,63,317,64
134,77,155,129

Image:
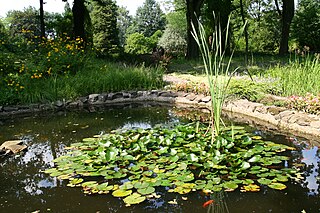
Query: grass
168,52,320,99
265,54,320,96
0,58,164,105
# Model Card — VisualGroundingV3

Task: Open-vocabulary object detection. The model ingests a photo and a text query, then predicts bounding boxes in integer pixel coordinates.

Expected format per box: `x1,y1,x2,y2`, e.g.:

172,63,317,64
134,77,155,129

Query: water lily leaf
134,181,150,189
44,168,58,174
166,163,177,170
268,182,287,190
82,138,97,142
275,175,289,182
82,181,98,188
106,147,119,162
120,182,134,190
211,177,221,185
112,189,132,197
57,174,71,180
195,180,206,185
241,162,251,170
187,153,199,162
174,186,191,194
241,184,260,192
160,180,172,187
95,182,111,191
223,181,238,190
123,193,146,205
137,186,155,195
257,178,272,185
49,171,63,177
170,148,178,155
248,155,261,163
170,155,179,163
69,178,84,185
242,179,254,185
212,185,223,192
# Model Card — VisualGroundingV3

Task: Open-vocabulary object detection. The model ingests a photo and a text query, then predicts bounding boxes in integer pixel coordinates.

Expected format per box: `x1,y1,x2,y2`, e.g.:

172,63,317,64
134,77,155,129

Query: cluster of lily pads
45,123,303,206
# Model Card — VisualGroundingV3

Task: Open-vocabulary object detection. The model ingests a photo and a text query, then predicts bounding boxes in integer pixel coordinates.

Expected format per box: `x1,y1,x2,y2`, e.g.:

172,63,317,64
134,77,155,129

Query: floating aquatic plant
45,123,303,206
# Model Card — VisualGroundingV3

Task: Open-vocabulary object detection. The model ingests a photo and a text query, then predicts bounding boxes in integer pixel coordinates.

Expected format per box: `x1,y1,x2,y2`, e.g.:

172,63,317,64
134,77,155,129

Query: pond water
0,103,320,213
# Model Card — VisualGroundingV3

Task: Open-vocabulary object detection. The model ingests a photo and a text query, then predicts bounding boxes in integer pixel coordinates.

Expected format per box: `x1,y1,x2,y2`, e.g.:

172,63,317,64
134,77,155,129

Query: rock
3,106,19,112
274,111,295,120
0,140,27,154
130,91,138,98
88,94,100,103
267,106,286,115
55,100,64,108
79,96,88,103
310,121,320,129
159,91,178,98
201,96,211,103
186,93,197,101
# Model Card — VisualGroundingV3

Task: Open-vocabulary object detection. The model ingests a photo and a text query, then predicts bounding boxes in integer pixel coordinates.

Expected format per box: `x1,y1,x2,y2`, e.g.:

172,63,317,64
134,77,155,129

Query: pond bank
0,89,319,143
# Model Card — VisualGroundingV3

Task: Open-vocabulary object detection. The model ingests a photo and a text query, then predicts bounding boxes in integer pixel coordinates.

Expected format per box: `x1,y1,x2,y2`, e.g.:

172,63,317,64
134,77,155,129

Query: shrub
287,93,320,115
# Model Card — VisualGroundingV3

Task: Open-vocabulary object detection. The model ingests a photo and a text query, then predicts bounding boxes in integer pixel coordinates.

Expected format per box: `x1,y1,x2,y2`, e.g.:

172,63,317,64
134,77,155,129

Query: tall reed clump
191,16,236,138
267,54,320,96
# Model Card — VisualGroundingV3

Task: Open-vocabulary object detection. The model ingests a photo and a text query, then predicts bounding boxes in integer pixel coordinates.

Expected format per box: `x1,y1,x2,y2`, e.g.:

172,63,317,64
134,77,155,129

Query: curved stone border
0,90,319,142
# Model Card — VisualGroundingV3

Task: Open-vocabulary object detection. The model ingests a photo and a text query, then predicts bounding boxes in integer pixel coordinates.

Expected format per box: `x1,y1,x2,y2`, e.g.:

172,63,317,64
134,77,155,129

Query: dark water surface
0,104,320,213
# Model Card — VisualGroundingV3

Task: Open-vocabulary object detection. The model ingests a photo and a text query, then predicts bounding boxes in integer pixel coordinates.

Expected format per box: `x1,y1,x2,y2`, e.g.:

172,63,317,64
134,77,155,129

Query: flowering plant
287,93,320,114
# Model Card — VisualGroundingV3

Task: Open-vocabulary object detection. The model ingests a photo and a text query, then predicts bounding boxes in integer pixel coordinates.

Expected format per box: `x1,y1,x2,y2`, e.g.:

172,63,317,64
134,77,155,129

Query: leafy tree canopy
130,0,166,37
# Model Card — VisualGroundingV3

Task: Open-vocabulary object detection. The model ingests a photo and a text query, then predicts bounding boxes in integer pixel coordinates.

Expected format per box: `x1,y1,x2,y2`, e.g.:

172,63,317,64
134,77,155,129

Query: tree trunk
39,0,45,38
279,0,294,55
240,0,248,65
72,0,86,40
185,0,204,60
207,0,232,54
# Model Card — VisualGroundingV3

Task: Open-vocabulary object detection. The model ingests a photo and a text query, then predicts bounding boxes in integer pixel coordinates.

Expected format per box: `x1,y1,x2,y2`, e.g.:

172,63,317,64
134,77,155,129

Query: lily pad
123,193,146,205
137,186,155,195
268,182,287,190
112,189,132,197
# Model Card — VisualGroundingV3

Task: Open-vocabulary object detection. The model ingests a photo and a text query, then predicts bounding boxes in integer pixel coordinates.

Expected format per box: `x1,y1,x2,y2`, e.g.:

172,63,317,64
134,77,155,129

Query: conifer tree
91,0,119,57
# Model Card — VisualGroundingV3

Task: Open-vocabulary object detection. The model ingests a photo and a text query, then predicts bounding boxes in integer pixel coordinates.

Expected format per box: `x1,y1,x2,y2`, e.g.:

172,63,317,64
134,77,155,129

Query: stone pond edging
0,90,319,142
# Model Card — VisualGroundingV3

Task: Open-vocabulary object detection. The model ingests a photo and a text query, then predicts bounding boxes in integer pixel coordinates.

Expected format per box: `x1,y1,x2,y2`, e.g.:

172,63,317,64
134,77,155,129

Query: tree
49,3,73,37
131,0,166,37
39,0,45,37
72,0,86,39
91,0,119,57
117,6,132,47
277,0,294,55
158,10,187,54
292,0,320,51
6,7,41,39
125,30,162,54
204,0,232,54
185,0,204,59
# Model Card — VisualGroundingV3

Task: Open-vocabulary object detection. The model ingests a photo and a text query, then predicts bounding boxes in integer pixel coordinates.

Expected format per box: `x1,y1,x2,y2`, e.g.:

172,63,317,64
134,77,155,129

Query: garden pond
0,103,320,213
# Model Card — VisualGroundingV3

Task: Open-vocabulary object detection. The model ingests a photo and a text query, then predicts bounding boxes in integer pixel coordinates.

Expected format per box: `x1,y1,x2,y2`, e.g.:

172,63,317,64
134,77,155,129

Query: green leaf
137,186,155,195
268,182,287,190
112,189,132,197
241,162,251,170
223,181,238,190
187,153,199,162
248,155,261,163
134,181,150,189
106,147,119,162
257,178,272,185
123,193,146,205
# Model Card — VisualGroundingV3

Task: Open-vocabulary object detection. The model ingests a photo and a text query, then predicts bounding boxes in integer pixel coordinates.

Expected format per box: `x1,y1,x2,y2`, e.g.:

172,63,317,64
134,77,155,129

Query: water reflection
1,104,320,212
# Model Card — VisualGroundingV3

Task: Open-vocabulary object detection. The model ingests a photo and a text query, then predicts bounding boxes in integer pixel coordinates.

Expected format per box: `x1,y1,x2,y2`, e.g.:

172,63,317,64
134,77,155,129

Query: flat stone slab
0,140,27,155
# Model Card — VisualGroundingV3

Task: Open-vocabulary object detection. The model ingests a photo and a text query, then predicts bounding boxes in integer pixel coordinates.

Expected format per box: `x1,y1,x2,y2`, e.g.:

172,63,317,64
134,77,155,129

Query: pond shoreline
0,90,320,143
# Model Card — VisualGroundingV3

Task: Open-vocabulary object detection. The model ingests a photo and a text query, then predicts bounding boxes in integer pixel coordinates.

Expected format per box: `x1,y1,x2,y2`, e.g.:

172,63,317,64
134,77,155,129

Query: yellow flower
47,52,51,57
